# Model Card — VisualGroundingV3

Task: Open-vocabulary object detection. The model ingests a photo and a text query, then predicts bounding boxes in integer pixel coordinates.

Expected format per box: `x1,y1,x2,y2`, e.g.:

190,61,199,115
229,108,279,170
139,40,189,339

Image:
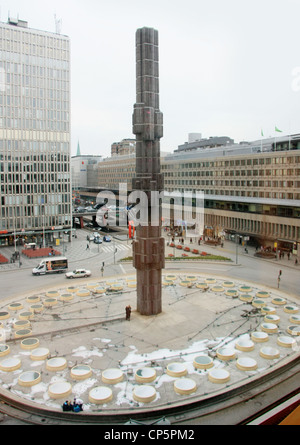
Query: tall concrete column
132,27,165,316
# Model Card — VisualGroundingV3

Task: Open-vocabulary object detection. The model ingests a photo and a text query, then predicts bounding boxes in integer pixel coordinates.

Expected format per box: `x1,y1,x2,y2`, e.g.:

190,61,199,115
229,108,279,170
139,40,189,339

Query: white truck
32,256,68,275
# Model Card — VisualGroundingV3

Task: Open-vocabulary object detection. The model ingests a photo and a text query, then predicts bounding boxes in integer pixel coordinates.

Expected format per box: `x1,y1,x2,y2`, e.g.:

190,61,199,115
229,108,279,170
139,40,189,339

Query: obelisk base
136,269,162,316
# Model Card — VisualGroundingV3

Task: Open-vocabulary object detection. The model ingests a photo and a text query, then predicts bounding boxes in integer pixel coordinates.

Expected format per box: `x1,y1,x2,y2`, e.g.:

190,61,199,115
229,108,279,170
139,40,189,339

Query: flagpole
274,126,283,151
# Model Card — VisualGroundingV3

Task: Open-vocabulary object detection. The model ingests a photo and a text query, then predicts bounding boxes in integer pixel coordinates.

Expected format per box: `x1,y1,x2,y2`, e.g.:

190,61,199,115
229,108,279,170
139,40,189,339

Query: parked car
103,236,111,242
93,203,105,210
85,206,94,212
85,222,94,228
65,269,91,279
94,237,102,244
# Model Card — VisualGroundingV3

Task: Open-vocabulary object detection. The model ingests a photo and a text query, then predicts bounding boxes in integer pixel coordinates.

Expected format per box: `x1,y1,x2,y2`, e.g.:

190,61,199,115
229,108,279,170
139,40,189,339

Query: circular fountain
26,296,40,304
48,382,72,399
76,289,90,297
264,314,280,324
59,293,74,302
46,357,67,372
0,312,10,320
21,338,40,350
208,368,230,384
135,368,157,383
251,331,269,343
18,371,41,387
14,328,32,338
174,378,197,395
0,345,10,357
133,385,157,403
166,363,187,377
261,323,278,334
260,347,280,360
89,387,113,404
43,298,58,308
30,347,50,361
193,355,214,370
235,338,255,352
0,357,21,372
8,302,23,311
13,320,30,329
19,311,34,320
101,368,124,384
217,348,236,361
70,365,92,380
277,336,296,348
236,357,258,371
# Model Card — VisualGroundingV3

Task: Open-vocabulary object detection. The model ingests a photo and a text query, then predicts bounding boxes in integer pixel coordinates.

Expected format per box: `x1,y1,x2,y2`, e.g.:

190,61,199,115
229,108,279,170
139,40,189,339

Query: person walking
125,305,132,321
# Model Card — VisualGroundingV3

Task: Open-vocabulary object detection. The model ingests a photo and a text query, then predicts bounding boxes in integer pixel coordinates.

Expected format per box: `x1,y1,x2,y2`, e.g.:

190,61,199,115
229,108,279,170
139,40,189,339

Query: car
93,203,105,210
87,234,94,241
103,236,111,242
65,269,91,279
85,222,94,228
85,206,94,212
94,237,102,244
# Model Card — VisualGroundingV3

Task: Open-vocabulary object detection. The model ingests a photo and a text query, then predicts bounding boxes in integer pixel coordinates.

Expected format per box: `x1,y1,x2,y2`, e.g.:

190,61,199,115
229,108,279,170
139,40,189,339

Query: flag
275,126,283,133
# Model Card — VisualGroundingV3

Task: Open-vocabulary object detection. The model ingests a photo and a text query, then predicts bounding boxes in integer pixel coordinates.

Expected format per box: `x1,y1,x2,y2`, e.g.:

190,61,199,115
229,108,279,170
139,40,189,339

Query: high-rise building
0,17,71,247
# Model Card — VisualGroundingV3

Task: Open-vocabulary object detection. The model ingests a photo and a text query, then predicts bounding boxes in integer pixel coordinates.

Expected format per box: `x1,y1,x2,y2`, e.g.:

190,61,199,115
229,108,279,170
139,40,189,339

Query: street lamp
235,227,250,264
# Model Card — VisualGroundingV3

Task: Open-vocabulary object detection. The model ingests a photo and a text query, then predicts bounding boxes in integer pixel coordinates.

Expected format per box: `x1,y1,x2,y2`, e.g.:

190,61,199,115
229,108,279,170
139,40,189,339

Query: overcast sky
1,0,300,157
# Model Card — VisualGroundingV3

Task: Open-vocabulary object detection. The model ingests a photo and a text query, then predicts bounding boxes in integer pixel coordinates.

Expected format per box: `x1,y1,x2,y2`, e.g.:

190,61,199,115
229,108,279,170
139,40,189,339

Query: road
0,232,299,302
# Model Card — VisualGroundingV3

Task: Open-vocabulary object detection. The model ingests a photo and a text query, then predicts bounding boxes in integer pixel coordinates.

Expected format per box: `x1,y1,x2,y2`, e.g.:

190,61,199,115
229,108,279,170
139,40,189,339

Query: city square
0,232,299,424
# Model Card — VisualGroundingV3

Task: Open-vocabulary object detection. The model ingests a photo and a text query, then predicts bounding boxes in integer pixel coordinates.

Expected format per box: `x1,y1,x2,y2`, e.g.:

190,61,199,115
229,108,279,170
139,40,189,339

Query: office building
0,17,71,246
83,133,300,256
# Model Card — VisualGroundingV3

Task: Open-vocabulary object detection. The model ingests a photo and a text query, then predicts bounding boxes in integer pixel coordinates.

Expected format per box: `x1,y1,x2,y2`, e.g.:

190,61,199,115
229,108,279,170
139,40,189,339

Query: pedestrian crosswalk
98,243,132,254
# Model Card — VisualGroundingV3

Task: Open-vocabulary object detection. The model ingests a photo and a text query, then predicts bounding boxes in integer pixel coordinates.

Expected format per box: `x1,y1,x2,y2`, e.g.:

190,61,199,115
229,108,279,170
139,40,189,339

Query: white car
65,269,91,279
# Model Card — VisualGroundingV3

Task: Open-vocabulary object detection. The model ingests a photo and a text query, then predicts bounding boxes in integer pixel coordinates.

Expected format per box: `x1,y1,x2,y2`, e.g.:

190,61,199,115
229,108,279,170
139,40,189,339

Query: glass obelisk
132,27,165,316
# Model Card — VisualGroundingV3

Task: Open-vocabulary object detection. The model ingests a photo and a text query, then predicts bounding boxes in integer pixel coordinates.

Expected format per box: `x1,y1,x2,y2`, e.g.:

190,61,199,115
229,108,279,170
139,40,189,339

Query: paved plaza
0,229,299,424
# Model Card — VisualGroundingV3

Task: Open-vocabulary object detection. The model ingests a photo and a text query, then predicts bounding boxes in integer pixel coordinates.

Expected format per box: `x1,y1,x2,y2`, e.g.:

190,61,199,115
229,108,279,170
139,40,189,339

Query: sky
1,0,300,157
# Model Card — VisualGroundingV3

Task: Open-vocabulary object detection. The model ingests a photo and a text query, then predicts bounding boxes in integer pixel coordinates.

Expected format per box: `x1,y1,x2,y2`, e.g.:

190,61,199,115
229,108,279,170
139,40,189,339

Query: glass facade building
0,18,71,246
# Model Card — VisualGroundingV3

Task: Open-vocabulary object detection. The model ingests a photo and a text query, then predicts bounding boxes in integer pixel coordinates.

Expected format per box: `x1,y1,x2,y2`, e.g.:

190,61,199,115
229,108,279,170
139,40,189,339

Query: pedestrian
73,397,83,412
279,270,282,277
295,258,298,266
62,400,70,411
76,398,84,411
86,243,89,250
125,305,132,320
277,276,280,289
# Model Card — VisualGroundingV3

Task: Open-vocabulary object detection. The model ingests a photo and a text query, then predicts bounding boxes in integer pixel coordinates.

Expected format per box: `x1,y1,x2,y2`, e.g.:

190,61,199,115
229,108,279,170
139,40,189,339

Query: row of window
0,213,71,231
167,187,300,200
0,141,69,153
163,156,300,169
165,169,300,177
0,27,69,48
165,179,299,188
1,182,70,195
0,117,69,131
